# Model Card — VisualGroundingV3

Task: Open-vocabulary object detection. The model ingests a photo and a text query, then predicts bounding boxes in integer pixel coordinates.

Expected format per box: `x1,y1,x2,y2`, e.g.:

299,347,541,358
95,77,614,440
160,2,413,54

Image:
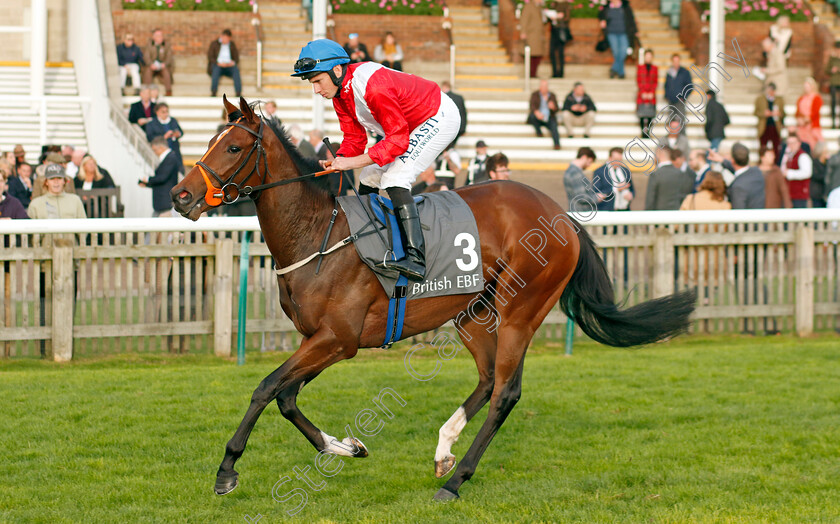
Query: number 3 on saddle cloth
336,191,485,348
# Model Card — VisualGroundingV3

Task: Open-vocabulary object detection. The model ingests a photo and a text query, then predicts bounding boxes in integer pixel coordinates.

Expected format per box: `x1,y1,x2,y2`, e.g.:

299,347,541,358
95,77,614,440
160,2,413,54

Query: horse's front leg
215,329,357,495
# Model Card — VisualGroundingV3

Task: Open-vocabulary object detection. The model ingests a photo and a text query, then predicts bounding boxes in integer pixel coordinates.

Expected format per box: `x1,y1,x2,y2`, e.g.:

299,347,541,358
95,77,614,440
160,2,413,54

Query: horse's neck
254,178,334,270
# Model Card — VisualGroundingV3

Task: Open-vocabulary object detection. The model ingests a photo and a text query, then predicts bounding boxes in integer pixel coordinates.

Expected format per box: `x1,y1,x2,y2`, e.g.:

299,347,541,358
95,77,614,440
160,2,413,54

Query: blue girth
369,194,409,348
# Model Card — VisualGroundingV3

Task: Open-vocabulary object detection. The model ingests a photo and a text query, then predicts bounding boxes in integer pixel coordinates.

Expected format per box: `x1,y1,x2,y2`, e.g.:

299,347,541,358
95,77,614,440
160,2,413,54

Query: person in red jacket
292,39,461,281
795,77,823,149
636,49,658,139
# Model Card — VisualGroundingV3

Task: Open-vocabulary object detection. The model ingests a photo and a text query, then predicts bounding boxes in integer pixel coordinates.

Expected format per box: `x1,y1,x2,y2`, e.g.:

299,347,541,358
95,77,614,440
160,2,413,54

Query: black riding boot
376,187,426,281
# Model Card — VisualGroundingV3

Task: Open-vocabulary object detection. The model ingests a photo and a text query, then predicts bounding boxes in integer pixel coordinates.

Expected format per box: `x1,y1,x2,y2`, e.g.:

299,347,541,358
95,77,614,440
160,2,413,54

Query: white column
30,0,47,100
312,0,327,131
708,0,724,100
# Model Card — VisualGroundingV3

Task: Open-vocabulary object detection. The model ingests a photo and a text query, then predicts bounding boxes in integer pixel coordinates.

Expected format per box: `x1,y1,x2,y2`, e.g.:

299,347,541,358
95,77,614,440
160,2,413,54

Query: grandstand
1,0,837,213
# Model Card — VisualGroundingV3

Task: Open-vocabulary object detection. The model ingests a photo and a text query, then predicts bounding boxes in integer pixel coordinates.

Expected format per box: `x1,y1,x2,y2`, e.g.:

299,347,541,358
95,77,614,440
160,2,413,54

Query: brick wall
0,0,67,62
680,1,815,73
331,14,449,61
813,23,834,92
111,2,256,57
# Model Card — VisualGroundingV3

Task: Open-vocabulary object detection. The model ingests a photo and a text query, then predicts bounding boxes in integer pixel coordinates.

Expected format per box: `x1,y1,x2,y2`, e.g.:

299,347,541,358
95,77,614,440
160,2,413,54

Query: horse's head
171,96,268,221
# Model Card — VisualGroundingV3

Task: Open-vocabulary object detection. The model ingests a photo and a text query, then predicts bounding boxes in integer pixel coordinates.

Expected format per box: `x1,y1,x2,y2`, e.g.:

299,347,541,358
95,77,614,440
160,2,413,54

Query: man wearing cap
343,33,370,64
28,164,86,219
13,145,28,171
466,140,490,185
293,38,461,281
32,152,77,199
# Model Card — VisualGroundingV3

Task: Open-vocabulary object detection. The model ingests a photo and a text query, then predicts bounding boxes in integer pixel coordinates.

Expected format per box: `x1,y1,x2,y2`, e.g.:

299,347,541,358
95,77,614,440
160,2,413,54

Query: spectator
519,0,546,78
664,54,692,116
207,29,242,97
564,147,596,212
0,170,28,219
441,81,468,145
309,129,328,161
688,149,712,190
828,185,840,209
759,146,792,209
65,148,85,179
755,82,785,158
343,33,370,64
28,165,86,219
61,145,74,162
149,84,161,103
562,82,597,139
433,145,461,189
825,136,840,201
811,141,828,208
769,15,793,64
546,0,571,78
593,147,634,211
527,80,561,149
263,100,280,127
826,42,840,129
374,32,403,72
795,77,823,149
780,134,812,208
2,152,16,175
704,90,730,151
145,102,184,172
288,124,317,160
761,38,787,96
13,144,28,171
598,0,637,80
128,86,156,131
645,146,694,210
777,126,811,166
117,33,144,94
636,49,658,138
679,171,731,211
486,152,511,181
142,29,174,96
32,152,77,198
725,143,766,210
74,155,116,190
672,148,694,181
657,119,691,164
139,136,180,217
466,140,490,185
6,162,33,208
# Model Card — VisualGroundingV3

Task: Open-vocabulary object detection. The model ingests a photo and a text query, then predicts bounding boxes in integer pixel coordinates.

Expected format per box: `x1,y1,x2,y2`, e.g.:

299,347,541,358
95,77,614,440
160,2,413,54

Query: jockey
292,39,461,282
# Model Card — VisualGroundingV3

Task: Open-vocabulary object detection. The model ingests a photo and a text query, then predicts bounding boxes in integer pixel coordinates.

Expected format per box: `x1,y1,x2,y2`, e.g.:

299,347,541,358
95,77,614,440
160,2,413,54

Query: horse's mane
227,107,333,196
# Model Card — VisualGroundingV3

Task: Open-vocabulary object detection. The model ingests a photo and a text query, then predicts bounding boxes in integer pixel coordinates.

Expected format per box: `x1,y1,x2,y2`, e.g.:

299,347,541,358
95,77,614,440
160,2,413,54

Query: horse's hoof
344,437,369,458
215,472,239,495
433,487,460,502
435,455,456,478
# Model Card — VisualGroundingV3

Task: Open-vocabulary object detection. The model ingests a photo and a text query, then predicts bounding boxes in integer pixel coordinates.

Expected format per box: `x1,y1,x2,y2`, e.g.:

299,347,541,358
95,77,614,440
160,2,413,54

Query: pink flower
791,7,798,12
768,6,778,15
804,9,811,15
386,4,392,9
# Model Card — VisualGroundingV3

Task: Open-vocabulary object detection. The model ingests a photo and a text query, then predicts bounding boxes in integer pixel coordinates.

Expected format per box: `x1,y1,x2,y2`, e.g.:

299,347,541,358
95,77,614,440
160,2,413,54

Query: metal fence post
449,44,456,90
215,238,234,357
524,45,531,93
237,231,252,365
564,317,574,356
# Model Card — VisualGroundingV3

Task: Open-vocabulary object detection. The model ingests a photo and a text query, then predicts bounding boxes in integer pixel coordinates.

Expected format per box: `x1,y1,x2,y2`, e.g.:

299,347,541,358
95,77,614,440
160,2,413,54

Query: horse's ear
239,96,255,122
223,94,238,117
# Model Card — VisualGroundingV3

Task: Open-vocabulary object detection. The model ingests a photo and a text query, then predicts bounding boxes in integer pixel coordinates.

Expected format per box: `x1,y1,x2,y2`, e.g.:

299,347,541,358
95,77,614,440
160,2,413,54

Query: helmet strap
329,64,348,89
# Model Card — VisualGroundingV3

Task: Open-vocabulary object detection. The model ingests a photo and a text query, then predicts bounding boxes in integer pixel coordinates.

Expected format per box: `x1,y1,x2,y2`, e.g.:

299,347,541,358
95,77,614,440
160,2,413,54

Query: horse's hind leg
276,381,369,459
215,329,356,495
434,319,497,478
434,326,530,501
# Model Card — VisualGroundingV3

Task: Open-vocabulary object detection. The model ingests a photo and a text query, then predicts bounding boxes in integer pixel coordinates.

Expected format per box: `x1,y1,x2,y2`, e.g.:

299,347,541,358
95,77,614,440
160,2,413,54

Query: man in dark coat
139,136,180,216
441,81,468,145
711,143,766,209
128,86,156,130
527,79,561,149
645,146,695,210
704,90,730,151
343,33,370,64
207,29,242,97
145,102,184,173
664,54,692,117
593,147,635,211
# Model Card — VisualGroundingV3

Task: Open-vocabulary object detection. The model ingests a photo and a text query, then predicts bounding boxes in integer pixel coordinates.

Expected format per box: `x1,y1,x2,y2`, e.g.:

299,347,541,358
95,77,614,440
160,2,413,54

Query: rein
195,116,339,206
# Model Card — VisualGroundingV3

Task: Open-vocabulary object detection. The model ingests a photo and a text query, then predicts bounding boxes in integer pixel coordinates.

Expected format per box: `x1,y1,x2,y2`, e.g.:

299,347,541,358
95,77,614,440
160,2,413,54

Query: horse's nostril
178,190,190,201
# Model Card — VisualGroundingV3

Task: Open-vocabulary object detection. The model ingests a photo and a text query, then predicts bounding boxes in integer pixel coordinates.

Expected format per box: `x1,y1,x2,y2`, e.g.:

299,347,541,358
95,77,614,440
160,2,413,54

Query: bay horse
171,96,696,501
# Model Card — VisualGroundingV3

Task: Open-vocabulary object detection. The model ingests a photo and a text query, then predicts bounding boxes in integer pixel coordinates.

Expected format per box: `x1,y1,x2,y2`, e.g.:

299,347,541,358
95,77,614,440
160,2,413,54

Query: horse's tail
559,222,696,348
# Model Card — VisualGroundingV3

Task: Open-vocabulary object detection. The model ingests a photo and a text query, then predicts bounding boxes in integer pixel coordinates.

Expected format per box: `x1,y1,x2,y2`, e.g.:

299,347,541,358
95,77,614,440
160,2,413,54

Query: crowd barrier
1,210,839,360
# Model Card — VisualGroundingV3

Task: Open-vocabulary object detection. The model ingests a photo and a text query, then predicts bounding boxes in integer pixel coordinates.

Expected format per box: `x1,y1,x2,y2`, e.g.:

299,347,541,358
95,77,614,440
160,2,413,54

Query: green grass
1,335,839,523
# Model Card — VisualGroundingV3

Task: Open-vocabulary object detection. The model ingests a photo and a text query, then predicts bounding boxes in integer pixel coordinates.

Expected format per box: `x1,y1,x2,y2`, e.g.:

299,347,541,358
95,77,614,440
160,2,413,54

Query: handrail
107,99,157,169
252,2,263,91
4,209,840,235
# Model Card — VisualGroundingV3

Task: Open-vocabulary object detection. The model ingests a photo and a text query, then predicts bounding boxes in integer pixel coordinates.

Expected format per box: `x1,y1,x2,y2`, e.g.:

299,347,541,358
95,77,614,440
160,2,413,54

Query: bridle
195,115,337,207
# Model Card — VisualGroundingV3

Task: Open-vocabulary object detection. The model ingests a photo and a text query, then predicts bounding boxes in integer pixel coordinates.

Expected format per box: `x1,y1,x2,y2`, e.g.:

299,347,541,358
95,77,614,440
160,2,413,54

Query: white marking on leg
434,406,467,462
319,431,361,457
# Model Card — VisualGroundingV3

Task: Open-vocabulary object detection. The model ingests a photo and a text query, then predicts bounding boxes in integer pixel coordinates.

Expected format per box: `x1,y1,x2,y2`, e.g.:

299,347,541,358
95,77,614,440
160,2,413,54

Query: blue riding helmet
292,39,350,79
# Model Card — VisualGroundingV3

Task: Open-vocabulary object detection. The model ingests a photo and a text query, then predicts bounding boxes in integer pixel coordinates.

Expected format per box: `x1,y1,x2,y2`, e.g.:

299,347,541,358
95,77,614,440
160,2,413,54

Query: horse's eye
227,146,242,154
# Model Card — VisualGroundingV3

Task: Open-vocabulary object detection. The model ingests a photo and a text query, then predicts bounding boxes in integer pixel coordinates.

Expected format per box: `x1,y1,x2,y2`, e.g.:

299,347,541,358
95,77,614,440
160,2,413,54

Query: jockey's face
308,65,343,99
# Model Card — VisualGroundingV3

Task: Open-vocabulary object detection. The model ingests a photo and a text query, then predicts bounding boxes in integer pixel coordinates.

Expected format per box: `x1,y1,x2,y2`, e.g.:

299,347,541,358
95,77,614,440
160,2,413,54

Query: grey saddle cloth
337,191,484,300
